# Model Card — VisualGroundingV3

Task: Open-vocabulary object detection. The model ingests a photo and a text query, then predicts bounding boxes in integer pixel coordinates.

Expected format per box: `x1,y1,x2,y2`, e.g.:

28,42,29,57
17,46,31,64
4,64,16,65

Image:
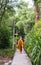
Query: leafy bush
24,20,41,65
0,26,10,49
0,48,16,58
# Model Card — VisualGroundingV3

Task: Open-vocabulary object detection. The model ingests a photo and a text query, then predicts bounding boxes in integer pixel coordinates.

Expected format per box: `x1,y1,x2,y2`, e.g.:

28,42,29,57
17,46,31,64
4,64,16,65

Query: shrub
0,26,10,49
0,48,16,58
25,19,41,65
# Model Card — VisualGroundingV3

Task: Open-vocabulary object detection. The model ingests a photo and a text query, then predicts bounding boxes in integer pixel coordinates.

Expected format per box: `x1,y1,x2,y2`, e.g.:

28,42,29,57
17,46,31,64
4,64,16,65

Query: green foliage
25,19,41,65
0,0,16,49
0,1,41,65
34,20,41,28
16,2,35,39
0,10,14,49
33,0,41,3
0,26,10,49
16,22,25,39
0,48,16,58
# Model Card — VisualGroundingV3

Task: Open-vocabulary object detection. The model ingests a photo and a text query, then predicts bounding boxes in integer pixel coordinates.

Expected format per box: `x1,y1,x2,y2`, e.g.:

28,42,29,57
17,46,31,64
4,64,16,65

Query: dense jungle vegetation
0,0,41,65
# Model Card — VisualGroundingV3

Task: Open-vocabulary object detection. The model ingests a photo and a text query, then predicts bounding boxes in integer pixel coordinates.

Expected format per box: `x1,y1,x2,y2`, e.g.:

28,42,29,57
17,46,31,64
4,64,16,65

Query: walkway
11,48,32,65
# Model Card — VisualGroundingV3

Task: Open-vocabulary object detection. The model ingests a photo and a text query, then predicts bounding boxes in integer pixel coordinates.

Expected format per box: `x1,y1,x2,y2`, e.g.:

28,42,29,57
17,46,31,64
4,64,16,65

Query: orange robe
17,39,23,52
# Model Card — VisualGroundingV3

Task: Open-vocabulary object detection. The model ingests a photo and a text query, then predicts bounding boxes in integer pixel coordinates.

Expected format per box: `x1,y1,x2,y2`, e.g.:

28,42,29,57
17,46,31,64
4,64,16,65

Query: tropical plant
25,19,41,65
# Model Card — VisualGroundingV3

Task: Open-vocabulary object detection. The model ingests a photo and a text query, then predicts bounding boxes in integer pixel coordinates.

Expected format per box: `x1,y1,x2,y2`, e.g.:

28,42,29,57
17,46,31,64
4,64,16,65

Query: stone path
11,48,32,65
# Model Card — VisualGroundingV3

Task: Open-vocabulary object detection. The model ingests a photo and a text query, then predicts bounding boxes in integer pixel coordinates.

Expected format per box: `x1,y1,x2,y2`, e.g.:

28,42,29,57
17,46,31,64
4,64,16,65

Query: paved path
11,48,32,65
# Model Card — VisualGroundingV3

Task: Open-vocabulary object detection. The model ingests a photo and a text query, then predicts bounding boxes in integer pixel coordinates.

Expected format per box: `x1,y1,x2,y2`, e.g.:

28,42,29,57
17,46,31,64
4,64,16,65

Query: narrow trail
11,48,32,65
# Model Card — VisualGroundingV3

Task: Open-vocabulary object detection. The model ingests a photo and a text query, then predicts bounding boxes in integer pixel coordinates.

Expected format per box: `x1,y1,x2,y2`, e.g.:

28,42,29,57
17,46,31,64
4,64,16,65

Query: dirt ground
0,56,11,65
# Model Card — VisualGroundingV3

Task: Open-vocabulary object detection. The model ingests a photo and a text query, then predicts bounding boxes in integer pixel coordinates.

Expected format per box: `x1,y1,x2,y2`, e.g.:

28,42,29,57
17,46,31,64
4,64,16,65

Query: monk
17,36,24,52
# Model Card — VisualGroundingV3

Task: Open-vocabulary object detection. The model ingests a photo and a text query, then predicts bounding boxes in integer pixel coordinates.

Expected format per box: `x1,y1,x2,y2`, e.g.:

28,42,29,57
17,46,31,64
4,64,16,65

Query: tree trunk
35,3,40,22
12,20,15,48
